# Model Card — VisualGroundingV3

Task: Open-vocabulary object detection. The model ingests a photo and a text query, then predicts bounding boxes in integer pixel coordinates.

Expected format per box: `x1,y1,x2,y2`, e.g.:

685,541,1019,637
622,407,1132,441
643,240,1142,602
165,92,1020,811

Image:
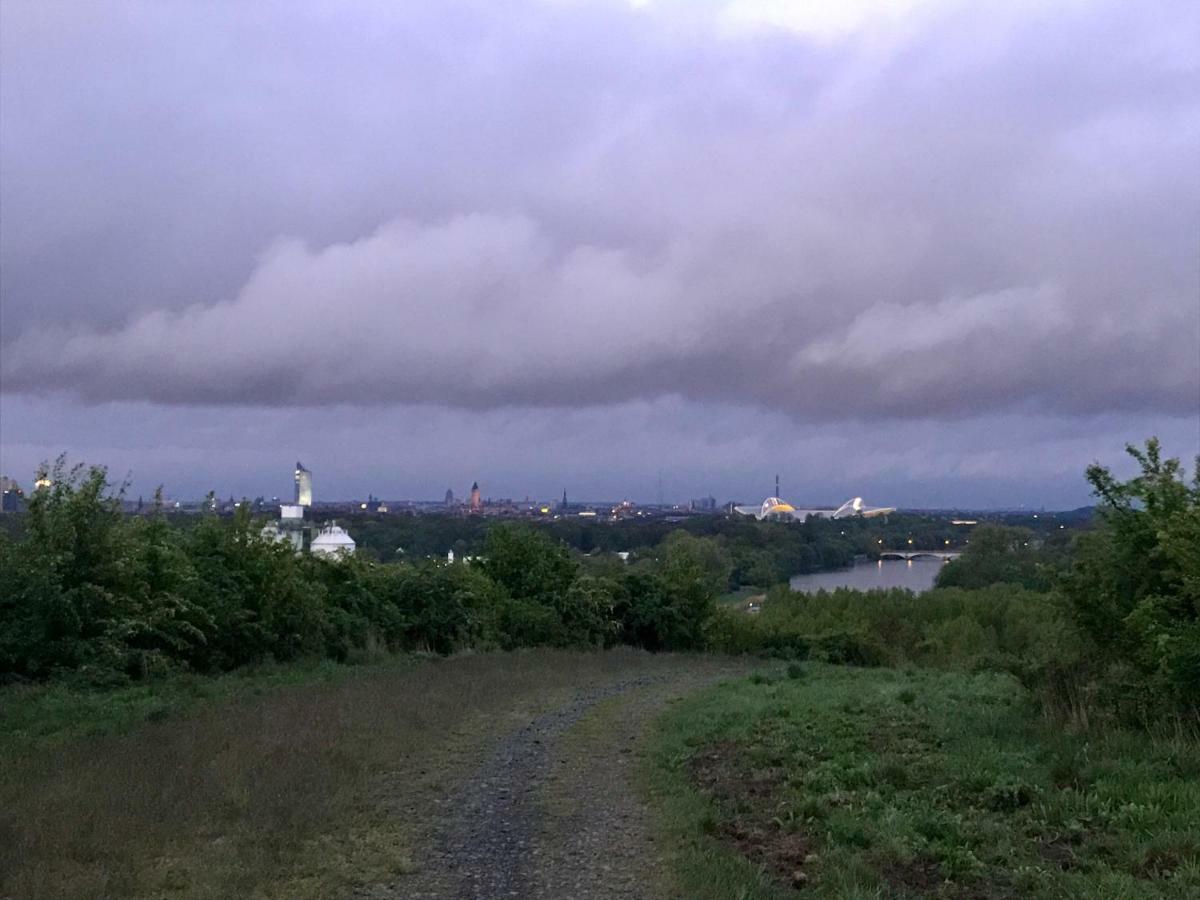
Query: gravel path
360,660,744,900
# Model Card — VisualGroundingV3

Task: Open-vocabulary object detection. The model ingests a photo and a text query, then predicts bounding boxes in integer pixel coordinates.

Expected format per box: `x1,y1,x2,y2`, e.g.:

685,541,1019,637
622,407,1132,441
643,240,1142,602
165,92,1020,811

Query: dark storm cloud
2,0,1198,422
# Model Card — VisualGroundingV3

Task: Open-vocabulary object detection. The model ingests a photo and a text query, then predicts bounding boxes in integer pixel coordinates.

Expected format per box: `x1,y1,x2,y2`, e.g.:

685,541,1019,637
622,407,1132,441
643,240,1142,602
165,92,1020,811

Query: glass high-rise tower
294,461,313,507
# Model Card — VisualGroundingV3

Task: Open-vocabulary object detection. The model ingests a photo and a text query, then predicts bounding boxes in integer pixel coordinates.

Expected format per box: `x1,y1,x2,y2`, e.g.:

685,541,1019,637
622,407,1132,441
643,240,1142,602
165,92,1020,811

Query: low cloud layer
3,0,1196,422
4,213,1195,419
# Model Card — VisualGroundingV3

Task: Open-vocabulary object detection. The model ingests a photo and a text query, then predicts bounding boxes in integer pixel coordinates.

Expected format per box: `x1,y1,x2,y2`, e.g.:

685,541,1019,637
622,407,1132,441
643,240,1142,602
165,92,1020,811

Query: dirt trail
360,659,744,900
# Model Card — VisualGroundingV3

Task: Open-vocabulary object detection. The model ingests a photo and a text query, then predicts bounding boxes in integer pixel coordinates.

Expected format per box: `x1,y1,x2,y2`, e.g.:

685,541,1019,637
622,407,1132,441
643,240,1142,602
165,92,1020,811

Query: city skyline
2,1,1197,507
0,431,1178,511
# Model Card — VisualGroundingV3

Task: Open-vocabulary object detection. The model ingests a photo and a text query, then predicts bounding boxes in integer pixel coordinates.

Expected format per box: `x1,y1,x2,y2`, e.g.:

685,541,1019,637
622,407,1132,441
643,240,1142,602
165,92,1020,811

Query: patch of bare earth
689,741,817,890
688,741,1028,899
874,855,945,896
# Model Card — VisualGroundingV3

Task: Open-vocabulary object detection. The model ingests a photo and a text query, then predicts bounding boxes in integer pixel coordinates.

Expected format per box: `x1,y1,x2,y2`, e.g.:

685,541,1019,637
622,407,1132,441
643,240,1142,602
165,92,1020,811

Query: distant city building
294,461,313,507
560,489,569,511
262,520,304,553
1,476,24,512
690,495,717,512
469,481,482,513
611,499,639,519
361,494,388,513
444,487,456,507
311,522,356,557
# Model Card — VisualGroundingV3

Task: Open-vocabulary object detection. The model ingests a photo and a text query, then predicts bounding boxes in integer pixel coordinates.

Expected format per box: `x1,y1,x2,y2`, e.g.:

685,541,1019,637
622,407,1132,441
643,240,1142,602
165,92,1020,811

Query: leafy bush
811,630,887,667
935,525,1055,591
1060,439,1200,724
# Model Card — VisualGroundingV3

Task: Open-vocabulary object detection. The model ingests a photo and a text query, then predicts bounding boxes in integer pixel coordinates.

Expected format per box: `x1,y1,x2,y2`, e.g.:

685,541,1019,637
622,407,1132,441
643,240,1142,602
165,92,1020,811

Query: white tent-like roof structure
311,522,355,557
733,496,895,521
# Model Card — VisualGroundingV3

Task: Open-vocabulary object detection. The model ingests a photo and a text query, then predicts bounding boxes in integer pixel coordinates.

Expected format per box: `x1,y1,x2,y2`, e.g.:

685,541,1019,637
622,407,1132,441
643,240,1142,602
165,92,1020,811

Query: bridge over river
877,550,962,561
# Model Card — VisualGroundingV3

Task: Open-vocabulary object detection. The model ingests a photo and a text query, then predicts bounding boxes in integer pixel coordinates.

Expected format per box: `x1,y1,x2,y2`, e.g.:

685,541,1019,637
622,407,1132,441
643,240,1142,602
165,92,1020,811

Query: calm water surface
789,557,947,594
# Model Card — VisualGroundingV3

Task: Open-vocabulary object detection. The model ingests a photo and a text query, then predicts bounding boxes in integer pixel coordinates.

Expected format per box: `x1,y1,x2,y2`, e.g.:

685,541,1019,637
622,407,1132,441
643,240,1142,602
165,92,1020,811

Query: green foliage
935,524,1055,590
342,507,872,588
558,575,619,648
706,583,1082,681
482,523,576,606
611,535,727,651
1060,438,1200,722
184,507,328,668
0,459,211,682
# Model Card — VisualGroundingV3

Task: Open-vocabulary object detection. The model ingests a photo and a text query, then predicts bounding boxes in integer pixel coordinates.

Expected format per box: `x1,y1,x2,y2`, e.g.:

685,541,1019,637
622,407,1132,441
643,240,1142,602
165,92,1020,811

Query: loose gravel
359,660,745,900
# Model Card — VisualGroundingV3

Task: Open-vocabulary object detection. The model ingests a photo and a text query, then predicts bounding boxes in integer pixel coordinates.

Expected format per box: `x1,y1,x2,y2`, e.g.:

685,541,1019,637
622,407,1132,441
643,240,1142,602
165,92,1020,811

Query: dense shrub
935,525,1057,591
1059,439,1200,724
707,583,1082,676
1,461,215,682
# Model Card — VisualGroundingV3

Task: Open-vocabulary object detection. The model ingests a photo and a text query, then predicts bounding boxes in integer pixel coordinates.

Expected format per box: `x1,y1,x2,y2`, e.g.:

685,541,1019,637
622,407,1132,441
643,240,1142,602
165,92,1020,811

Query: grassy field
0,648,696,900
644,664,1200,899
718,586,767,608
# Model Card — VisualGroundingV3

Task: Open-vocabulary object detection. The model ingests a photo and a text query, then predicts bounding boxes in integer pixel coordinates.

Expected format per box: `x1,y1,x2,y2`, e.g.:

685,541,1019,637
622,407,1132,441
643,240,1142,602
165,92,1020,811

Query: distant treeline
312,507,1080,589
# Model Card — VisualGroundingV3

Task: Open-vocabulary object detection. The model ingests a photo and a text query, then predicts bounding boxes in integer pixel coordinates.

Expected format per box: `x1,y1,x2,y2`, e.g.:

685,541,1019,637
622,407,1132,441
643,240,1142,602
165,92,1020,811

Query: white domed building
311,522,356,557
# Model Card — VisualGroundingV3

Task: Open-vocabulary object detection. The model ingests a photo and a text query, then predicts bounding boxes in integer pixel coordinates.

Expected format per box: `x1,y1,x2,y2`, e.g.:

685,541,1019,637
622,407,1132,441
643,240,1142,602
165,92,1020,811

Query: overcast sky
1,0,1197,507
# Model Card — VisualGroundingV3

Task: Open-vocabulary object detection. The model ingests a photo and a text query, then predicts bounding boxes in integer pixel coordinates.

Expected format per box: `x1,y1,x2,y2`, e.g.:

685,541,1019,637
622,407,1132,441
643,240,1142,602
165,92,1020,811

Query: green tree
936,524,1050,591
1061,438,1200,716
613,571,680,651
121,489,212,676
0,458,135,679
185,505,327,668
482,523,576,604
558,575,619,648
397,561,500,653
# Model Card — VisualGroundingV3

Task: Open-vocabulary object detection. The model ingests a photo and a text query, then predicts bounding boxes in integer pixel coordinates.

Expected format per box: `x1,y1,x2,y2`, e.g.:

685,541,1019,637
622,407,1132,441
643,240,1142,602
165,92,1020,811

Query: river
789,557,947,594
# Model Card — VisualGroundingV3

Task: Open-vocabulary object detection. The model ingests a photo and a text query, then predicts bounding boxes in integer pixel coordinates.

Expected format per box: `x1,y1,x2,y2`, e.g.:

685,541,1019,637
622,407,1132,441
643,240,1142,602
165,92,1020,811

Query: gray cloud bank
2,0,1198,423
